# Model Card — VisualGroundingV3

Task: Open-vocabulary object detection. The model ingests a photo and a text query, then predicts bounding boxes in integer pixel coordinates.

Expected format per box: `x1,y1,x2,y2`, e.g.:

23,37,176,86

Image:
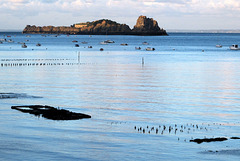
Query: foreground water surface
0,33,240,160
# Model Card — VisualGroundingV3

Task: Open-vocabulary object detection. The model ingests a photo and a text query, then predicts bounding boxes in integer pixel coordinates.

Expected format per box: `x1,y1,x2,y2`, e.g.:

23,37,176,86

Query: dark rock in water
230,137,240,139
190,137,228,144
11,105,91,120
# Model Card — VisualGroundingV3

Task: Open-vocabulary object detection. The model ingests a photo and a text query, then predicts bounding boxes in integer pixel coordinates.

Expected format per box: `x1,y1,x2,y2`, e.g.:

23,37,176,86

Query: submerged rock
11,105,91,120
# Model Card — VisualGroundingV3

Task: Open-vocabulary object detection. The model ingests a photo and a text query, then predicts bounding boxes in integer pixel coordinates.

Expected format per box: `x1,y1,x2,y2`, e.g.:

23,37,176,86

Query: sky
1,0,240,31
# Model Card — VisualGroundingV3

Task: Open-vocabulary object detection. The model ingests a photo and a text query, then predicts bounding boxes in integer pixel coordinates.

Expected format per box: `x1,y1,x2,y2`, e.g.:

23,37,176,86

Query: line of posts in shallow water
0,62,79,67
133,123,226,142
1,52,145,67
0,58,74,62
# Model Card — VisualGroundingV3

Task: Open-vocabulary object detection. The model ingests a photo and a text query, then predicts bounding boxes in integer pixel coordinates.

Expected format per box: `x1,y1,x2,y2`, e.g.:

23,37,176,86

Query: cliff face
133,16,160,32
132,15,167,35
23,16,167,36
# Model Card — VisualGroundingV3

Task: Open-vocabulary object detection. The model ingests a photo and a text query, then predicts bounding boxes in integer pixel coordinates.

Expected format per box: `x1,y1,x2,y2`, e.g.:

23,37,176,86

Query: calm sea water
1,32,240,160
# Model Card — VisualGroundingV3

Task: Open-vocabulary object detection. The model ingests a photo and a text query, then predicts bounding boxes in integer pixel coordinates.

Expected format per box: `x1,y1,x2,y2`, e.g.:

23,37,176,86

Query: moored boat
100,41,108,45
229,44,240,50
146,47,155,51
0,39,6,42
8,39,14,43
105,40,115,43
100,40,115,44
22,43,27,48
142,42,149,45
135,47,141,50
36,43,41,46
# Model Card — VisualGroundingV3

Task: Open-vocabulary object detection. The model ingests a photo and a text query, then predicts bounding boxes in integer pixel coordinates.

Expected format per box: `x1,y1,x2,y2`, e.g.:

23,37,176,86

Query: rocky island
22,16,167,36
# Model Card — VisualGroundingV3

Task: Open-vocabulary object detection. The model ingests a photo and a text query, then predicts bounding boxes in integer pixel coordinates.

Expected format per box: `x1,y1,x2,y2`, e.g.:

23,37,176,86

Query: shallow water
1,32,240,160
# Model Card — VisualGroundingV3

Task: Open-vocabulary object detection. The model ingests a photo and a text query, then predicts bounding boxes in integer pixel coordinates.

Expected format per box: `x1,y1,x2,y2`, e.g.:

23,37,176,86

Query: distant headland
22,16,167,36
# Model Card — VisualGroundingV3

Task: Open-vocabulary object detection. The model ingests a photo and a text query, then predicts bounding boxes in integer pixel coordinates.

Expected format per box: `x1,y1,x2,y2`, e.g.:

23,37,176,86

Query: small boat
88,46,92,48
142,42,149,45
75,44,79,47
105,40,115,43
135,47,141,50
72,40,78,42
22,43,27,48
81,41,88,44
229,44,240,50
36,43,41,46
100,40,115,44
8,39,14,43
146,47,155,51
216,45,222,48
100,48,104,51
120,43,128,46
100,41,108,45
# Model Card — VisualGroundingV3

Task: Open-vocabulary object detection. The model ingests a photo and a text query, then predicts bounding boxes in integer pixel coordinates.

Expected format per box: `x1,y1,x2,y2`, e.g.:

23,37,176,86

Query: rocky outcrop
11,105,91,120
23,25,81,35
132,15,167,35
23,16,167,36
77,19,132,34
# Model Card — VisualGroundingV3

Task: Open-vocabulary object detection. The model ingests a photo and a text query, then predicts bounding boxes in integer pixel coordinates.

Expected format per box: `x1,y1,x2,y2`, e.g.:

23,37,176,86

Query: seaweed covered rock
11,105,91,120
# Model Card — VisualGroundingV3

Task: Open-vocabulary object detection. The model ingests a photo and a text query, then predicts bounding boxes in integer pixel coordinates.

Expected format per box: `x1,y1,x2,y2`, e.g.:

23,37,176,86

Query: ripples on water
0,33,240,160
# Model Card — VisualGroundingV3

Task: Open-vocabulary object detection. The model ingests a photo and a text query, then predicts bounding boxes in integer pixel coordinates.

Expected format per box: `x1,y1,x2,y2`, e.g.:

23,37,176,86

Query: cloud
1,0,239,16
1,0,240,30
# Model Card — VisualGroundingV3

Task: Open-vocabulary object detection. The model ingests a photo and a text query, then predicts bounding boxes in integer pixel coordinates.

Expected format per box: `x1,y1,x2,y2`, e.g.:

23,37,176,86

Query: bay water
0,33,240,160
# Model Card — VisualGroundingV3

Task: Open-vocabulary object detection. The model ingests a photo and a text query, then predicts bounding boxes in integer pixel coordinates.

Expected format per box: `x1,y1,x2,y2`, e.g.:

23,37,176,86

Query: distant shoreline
1,30,240,34
167,29,240,33
1,31,240,34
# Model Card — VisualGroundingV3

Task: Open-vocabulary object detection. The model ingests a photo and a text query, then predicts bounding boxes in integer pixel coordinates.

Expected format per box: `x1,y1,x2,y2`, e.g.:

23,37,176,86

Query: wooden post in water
78,52,80,64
